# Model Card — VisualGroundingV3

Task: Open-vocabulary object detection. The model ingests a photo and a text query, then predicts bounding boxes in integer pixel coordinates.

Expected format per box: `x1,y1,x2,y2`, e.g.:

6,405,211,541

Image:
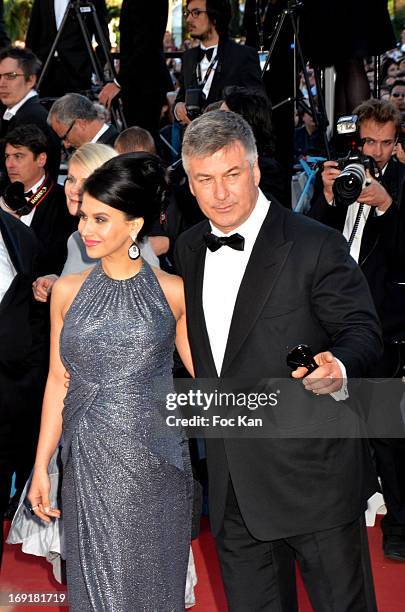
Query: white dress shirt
20,174,47,227
199,44,218,100
54,0,69,29
3,89,37,121
203,189,269,375
0,228,16,302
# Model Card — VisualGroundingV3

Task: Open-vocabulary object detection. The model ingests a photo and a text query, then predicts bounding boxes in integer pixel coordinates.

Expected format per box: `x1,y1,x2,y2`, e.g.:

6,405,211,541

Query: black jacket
29,181,77,277
175,199,381,539
175,38,264,108
26,0,110,92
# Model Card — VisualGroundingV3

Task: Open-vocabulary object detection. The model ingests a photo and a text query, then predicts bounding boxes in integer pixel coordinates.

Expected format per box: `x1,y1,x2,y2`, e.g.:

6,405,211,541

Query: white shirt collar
54,0,69,29
26,173,47,195
3,89,37,120
91,123,110,143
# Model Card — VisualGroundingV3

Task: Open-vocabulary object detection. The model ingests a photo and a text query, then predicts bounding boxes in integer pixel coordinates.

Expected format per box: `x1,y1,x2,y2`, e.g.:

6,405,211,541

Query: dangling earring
128,233,140,260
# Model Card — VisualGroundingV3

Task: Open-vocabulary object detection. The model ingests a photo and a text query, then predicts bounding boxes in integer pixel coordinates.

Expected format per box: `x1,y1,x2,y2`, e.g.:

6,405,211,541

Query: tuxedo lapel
207,40,226,104
47,0,58,34
185,227,218,377
221,203,293,375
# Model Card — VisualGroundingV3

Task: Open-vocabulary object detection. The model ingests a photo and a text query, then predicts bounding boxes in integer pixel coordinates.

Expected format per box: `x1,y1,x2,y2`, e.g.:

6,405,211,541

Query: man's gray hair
182,110,257,172
48,93,98,125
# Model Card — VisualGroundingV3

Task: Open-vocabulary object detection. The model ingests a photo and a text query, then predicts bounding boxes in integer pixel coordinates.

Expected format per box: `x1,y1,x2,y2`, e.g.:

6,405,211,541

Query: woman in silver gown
27,153,193,611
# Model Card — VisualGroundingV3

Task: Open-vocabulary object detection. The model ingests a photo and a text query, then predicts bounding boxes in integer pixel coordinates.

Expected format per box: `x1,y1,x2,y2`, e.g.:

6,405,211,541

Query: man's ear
253,157,261,187
27,74,36,89
37,152,47,169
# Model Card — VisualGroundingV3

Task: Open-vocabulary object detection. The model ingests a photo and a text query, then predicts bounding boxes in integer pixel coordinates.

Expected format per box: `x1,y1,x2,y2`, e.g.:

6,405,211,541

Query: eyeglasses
0,72,26,81
183,8,207,18
392,91,405,98
60,119,76,141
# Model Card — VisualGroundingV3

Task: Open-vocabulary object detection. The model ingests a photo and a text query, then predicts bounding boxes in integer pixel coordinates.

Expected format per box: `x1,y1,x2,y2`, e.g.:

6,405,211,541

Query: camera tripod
257,0,331,159
37,0,126,129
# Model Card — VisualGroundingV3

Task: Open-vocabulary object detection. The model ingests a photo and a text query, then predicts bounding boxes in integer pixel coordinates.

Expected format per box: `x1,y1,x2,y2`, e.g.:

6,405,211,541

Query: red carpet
1,517,404,611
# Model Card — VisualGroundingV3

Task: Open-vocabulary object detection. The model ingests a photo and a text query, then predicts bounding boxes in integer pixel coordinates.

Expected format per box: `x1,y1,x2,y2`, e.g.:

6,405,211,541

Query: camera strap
347,203,365,249
26,174,55,212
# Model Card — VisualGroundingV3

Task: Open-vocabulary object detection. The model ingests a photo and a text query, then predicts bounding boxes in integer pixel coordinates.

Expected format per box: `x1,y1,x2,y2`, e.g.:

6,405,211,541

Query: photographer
174,0,263,125
309,98,405,562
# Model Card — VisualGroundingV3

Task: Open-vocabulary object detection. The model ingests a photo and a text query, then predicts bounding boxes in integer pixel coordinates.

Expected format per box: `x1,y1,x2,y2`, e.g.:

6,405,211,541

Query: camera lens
333,163,366,206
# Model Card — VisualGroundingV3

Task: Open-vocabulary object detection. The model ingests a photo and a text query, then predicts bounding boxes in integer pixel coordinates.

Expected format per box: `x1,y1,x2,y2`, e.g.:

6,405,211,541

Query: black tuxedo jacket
96,124,119,147
0,95,61,181
175,199,381,540
29,182,77,277
0,209,39,373
26,0,109,92
175,38,264,108
309,157,405,345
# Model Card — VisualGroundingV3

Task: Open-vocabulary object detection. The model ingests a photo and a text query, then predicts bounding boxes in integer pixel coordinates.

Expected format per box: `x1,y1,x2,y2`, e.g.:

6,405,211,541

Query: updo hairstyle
83,152,168,241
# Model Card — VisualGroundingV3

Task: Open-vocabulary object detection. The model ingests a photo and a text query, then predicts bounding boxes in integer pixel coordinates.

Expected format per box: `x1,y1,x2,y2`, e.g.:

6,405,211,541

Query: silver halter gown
60,261,192,612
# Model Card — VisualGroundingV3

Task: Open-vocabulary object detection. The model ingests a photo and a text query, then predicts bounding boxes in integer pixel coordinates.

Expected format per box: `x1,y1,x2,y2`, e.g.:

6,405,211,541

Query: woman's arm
156,271,195,377
28,278,71,522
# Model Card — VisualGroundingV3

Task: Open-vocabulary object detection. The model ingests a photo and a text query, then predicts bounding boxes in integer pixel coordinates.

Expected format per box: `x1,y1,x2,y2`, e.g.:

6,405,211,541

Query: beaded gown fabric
60,260,192,611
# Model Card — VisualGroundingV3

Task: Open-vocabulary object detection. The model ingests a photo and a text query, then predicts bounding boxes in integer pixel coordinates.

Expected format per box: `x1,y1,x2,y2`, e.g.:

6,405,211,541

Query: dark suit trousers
215,481,377,612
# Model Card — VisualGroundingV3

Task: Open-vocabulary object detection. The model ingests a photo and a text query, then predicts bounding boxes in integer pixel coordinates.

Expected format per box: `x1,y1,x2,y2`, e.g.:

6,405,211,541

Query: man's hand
32,275,59,302
321,161,341,203
291,350,343,394
174,102,191,126
99,82,120,109
358,171,392,212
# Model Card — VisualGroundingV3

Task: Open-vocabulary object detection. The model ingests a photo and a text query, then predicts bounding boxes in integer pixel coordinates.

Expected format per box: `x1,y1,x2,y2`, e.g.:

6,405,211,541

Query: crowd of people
0,0,404,611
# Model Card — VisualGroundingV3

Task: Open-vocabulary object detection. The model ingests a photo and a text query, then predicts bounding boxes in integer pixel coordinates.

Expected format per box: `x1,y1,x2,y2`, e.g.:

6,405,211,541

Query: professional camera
1,181,32,216
185,88,204,121
331,115,379,207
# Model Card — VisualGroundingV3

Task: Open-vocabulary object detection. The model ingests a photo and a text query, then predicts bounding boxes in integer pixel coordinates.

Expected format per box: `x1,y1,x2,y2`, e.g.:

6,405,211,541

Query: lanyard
26,174,55,210
196,55,218,89
255,0,272,51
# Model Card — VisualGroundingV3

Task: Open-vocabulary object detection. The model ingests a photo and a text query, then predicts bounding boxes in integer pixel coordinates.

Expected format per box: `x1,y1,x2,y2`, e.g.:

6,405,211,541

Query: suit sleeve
310,228,382,376
92,0,111,57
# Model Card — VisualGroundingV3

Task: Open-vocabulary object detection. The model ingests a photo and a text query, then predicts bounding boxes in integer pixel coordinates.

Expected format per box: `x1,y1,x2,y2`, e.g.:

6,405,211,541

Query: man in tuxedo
0,46,61,182
25,0,110,98
0,124,74,517
0,208,39,565
99,0,173,139
175,110,382,611
48,93,118,149
174,0,263,125
309,98,405,561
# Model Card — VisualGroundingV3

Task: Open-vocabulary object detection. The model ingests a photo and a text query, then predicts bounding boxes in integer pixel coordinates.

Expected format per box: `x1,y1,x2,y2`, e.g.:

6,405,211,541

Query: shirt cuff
330,358,349,401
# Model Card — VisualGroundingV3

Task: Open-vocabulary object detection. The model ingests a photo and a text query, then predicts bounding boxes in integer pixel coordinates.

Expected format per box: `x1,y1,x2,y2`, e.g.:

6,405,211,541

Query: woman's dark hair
223,86,275,156
83,153,168,241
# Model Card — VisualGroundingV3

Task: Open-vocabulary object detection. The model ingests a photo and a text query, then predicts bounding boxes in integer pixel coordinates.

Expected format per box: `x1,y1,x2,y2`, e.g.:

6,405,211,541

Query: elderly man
48,93,118,150
0,46,60,181
175,110,382,611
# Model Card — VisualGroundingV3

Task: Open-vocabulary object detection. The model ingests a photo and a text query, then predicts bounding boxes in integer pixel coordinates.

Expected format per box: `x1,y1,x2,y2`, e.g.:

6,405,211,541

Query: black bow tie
24,190,33,199
204,232,245,252
197,46,215,63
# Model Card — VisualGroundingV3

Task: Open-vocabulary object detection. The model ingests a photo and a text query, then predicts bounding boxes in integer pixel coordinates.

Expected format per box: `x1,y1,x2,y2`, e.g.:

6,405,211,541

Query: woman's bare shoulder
52,267,95,315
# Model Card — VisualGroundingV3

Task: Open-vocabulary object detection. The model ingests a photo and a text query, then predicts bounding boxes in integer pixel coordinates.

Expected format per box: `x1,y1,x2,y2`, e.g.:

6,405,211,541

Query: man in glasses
0,47,60,184
310,98,405,563
48,92,118,150
174,0,263,125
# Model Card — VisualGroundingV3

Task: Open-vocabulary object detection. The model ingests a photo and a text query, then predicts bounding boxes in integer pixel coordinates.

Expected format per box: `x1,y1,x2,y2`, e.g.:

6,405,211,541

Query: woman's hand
27,468,61,523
